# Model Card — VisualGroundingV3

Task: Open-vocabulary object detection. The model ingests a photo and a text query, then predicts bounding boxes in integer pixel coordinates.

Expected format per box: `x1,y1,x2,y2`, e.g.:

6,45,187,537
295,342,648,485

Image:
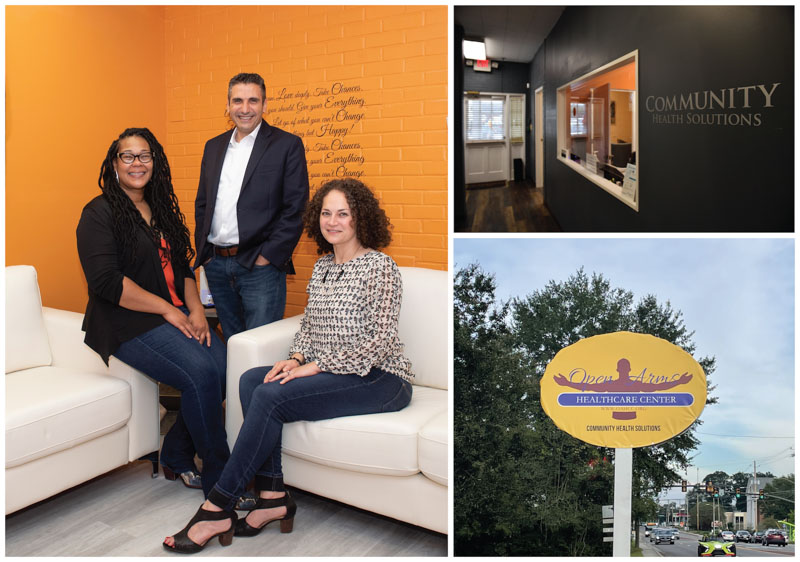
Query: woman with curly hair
163,178,413,553
77,128,229,499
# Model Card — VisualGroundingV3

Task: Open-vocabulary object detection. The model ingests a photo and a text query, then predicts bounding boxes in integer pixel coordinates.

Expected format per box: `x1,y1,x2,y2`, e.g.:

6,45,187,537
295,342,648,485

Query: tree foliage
454,265,716,556
731,471,752,512
762,475,795,523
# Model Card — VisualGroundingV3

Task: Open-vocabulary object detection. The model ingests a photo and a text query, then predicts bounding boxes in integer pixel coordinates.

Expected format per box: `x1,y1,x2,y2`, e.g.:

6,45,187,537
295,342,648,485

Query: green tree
760,517,780,531
701,471,736,511
731,471,751,512
762,475,795,523
454,264,544,555
688,498,714,531
632,495,659,547
454,266,716,556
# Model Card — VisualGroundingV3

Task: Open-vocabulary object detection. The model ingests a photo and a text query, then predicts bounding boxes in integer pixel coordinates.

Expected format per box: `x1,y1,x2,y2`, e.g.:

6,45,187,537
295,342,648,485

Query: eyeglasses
117,152,153,164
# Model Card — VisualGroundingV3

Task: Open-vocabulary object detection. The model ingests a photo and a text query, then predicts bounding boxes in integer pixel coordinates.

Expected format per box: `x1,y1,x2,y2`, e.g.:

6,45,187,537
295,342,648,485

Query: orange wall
6,6,166,312
163,5,448,316
6,5,447,319
570,62,636,98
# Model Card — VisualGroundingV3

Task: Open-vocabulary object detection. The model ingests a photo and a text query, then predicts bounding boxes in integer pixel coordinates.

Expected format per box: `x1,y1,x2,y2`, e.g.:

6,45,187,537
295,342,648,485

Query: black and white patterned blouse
289,251,414,383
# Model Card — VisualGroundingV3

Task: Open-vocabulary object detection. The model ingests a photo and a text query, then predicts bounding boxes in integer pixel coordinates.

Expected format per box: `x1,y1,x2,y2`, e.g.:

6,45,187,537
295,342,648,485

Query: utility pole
754,461,758,530
694,466,700,531
696,467,700,532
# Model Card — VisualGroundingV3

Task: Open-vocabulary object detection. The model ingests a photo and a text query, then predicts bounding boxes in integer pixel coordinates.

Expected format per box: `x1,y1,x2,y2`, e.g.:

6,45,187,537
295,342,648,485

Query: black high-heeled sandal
234,491,297,537
162,465,202,490
163,505,238,554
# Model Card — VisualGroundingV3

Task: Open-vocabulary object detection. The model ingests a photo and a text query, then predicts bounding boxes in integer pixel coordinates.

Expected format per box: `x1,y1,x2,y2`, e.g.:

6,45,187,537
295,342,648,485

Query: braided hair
98,128,194,267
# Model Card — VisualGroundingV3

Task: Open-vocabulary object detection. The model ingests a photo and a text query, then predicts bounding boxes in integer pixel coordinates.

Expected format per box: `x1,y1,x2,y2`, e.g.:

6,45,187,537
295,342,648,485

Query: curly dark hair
98,127,194,266
303,179,392,255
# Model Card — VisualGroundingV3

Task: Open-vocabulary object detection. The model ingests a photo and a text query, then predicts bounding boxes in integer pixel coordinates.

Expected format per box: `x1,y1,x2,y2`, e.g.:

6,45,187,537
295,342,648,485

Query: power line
688,450,793,470
696,431,794,439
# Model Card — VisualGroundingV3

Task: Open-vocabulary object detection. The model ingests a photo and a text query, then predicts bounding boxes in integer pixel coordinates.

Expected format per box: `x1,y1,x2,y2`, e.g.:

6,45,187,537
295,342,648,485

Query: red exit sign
474,59,491,72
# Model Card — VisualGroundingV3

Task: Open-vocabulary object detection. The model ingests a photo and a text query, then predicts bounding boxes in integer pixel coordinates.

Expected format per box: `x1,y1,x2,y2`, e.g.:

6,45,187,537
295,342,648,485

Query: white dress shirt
207,122,262,246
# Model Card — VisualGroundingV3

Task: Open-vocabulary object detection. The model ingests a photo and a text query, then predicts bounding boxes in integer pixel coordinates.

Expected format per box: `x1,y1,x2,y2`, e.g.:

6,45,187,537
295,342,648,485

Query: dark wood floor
461,180,561,232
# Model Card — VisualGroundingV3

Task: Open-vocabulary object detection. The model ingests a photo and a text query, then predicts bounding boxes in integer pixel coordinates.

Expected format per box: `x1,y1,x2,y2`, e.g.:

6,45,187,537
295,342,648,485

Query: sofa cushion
5,266,52,373
282,386,447,477
6,367,132,468
418,410,448,486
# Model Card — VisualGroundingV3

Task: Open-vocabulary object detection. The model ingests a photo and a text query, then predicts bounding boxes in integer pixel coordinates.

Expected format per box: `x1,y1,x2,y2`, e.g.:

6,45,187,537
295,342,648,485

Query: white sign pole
613,448,633,557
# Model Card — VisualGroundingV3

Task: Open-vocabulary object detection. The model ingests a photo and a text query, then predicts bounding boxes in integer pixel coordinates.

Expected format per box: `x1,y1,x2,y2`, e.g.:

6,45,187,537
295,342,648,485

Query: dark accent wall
455,24,466,230
534,6,793,232
464,60,529,94
529,43,547,186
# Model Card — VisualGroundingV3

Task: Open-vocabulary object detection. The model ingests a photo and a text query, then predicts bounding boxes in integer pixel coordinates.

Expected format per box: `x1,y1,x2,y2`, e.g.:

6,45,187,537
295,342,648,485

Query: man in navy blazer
195,73,309,340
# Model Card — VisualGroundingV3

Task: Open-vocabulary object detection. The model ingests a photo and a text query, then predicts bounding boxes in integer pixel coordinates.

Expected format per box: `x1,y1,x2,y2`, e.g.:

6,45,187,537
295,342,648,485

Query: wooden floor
5,461,447,557
462,180,561,232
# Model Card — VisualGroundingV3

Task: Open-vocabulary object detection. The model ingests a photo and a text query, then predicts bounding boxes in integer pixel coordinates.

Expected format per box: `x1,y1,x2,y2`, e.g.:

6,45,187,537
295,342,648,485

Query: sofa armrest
42,307,159,461
42,307,108,375
225,315,303,449
108,357,160,462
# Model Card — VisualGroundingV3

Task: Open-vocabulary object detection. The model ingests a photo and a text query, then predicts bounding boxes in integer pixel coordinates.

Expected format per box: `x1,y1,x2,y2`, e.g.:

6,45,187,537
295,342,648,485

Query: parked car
762,529,787,547
720,531,736,542
654,529,675,545
735,530,751,543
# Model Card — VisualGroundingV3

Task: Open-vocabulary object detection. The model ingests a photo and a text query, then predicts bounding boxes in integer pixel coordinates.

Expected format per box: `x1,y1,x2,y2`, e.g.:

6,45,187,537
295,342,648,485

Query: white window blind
466,97,504,141
570,102,588,136
509,96,524,143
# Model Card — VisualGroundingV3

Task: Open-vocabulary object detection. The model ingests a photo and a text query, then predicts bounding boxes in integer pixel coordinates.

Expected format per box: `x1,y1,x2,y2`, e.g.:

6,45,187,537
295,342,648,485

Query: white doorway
535,87,544,188
463,92,525,185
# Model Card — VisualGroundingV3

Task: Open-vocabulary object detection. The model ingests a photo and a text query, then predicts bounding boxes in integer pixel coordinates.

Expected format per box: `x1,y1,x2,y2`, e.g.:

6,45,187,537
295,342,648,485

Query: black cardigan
76,195,194,364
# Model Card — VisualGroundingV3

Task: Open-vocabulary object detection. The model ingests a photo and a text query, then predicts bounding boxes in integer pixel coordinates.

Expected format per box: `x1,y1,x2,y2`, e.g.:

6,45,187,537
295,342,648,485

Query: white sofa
225,266,448,534
5,265,161,514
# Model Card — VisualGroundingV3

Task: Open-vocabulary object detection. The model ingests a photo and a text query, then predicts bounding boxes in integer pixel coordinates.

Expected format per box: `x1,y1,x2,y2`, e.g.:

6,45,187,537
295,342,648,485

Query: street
647,530,795,557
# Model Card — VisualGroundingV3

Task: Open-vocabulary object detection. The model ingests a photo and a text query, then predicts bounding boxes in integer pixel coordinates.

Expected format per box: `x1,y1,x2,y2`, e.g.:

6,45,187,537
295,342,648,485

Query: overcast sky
454,237,795,498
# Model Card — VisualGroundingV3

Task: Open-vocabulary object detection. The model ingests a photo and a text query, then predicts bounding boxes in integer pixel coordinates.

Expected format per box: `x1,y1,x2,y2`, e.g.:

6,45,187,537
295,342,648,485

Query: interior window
558,51,638,210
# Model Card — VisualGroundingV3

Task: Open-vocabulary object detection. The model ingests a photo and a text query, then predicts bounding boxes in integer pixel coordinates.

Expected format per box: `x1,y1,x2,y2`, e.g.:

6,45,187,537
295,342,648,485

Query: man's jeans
207,367,412,511
114,308,229,497
203,256,287,340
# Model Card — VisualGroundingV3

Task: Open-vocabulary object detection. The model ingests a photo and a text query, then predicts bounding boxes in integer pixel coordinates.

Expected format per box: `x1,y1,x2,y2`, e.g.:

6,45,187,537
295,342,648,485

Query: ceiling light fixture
463,39,486,61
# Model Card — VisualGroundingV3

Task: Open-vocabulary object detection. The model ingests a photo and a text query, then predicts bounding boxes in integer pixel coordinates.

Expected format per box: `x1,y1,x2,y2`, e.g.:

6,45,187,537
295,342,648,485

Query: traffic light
736,488,741,498
759,489,765,499
706,481,714,493
714,487,720,498
682,480,687,492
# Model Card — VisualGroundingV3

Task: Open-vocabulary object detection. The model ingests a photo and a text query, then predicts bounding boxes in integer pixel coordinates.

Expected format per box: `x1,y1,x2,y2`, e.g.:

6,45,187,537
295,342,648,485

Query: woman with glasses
76,127,229,499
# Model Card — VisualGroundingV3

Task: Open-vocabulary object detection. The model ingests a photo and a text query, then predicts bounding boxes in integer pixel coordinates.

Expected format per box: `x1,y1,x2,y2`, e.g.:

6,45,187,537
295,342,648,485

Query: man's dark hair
228,73,266,100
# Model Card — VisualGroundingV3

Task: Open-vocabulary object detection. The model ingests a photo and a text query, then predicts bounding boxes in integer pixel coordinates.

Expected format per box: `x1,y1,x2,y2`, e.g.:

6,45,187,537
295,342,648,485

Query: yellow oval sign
540,332,707,448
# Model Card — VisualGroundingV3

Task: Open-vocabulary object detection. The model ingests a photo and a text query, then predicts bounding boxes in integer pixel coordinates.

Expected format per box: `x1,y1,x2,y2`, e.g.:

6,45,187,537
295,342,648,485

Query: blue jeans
114,308,229,497
203,256,287,340
207,367,412,511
